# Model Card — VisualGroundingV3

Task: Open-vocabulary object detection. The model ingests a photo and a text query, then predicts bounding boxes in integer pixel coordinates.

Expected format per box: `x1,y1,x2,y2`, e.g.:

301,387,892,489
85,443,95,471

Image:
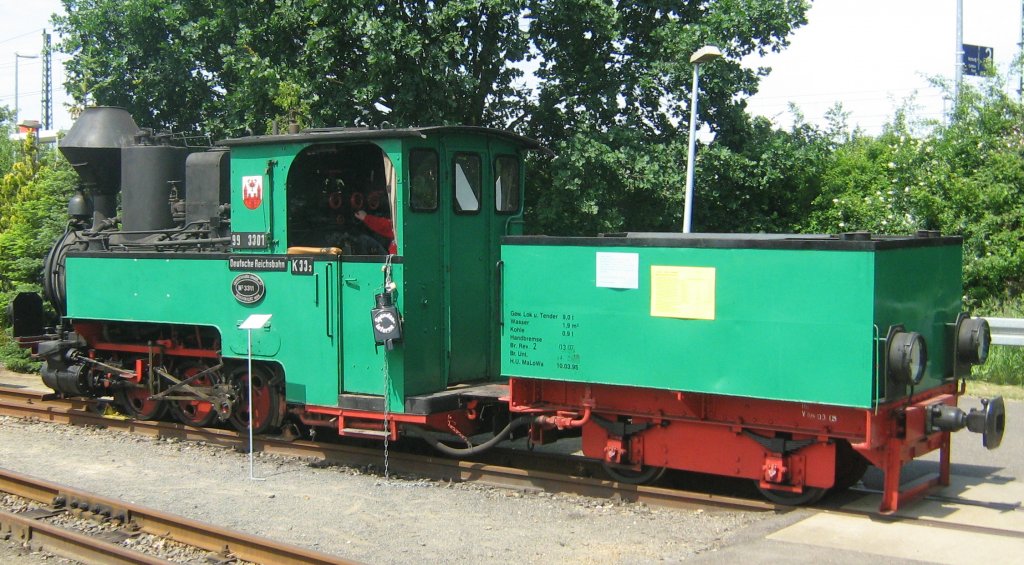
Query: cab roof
219,125,550,154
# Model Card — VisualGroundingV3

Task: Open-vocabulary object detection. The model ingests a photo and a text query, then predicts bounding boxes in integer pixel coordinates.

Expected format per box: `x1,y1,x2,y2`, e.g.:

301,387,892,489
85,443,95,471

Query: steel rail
840,486,1024,540
0,386,775,513
0,507,172,564
0,467,361,565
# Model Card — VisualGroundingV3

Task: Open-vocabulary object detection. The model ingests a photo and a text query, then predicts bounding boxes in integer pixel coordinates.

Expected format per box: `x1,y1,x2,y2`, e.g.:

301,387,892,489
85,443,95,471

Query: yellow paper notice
650,266,716,320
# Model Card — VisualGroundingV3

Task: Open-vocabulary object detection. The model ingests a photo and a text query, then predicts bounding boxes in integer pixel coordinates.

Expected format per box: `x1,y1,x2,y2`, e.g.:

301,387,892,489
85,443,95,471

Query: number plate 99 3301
231,232,269,249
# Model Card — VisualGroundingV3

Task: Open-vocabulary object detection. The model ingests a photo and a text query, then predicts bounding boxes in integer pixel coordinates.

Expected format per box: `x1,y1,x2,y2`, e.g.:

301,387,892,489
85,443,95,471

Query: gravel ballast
0,414,768,564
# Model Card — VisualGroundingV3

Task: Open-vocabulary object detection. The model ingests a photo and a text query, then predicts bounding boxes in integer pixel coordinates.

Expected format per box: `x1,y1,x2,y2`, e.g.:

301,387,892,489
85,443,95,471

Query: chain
447,414,471,447
382,350,391,479
381,254,395,480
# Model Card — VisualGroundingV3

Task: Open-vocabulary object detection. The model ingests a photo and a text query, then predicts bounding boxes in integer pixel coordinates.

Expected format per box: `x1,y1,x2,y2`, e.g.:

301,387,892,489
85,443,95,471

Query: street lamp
682,45,722,233
14,52,40,126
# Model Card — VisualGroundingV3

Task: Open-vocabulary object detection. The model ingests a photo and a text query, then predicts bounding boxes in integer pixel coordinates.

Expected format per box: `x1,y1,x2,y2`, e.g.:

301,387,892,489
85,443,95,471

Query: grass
964,380,1024,401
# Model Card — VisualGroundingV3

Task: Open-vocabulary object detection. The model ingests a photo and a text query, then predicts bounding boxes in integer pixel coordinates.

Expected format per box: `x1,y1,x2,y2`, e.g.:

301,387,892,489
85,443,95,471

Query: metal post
955,0,963,108
42,31,52,130
681,45,722,233
682,64,701,233
14,55,18,127
13,53,39,127
248,328,255,479
238,313,270,481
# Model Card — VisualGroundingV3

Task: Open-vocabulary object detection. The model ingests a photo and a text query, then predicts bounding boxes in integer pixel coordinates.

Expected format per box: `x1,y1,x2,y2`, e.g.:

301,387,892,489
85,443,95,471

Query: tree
55,0,534,135
0,112,76,371
0,132,76,306
804,76,1024,303
696,109,835,233
56,1,809,234
0,107,16,176
523,0,811,234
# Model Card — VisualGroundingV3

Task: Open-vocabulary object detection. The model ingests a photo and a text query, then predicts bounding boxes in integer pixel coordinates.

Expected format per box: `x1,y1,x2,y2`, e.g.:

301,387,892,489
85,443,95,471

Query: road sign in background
962,44,994,76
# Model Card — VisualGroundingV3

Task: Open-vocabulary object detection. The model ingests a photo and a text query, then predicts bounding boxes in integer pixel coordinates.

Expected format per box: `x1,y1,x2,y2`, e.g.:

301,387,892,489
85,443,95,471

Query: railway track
0,386,776,513
0,468,358,564
3,385,1021,551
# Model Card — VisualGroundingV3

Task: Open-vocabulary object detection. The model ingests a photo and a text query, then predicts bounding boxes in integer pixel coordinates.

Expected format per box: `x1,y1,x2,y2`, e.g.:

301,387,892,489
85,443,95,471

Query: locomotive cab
222,127,544,418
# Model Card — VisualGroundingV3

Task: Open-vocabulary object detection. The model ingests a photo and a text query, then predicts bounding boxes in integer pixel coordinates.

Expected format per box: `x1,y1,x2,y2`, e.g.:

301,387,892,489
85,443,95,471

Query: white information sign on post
239,314,273,331
239,313,272,481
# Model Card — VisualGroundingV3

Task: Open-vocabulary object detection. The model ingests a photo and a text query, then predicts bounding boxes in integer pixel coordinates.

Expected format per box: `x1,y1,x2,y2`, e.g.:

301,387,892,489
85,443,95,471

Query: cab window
494,156,520,214
409,149,438,211
285,143,395,255
453,153,481,213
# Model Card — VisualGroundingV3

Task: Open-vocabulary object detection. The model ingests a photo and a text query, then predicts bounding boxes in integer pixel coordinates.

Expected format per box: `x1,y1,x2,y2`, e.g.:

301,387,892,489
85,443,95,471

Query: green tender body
500,236,963,408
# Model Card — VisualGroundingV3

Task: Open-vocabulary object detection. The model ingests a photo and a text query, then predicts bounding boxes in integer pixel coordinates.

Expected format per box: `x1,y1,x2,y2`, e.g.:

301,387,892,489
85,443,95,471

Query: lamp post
682,45,722,233
14,52,40,126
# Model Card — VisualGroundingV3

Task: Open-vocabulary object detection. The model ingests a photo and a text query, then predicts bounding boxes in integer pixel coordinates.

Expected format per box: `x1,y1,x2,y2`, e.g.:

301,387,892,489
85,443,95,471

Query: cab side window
494,156,520,214
453,153,481,214
410,149,439,212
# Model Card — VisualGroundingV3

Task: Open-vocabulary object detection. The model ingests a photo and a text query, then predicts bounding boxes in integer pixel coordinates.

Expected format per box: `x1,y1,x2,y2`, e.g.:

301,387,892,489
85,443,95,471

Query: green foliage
56,0,809,234
805,76,1024,304
0,111,76,370
0,106,16,175
55,0,535,135
0,163,77,301
697,112,833,232
526,126,689,235
0,134,76,298
0,330,38,373
0,134,42,226
522,1,810,235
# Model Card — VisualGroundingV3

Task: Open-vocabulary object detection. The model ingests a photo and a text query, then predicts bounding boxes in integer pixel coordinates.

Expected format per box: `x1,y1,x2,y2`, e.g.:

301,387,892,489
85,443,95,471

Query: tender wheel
229,364,282,435
756,484,828,506
114,384,167,421
170,362,220,428
833,440,869,491
602,462,667,485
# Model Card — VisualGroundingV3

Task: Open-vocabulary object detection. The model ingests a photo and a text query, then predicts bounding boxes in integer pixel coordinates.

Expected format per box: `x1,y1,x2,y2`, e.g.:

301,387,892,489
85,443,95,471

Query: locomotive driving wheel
169,362,221,427
115,384,168,421
229,364,282,435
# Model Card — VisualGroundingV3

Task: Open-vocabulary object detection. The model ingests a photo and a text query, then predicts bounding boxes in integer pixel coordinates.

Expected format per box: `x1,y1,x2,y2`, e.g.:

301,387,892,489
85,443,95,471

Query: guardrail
982,317,1024,347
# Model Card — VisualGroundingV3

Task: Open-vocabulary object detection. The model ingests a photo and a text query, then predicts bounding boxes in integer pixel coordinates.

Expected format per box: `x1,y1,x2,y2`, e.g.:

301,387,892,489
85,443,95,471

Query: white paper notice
595,252,639,289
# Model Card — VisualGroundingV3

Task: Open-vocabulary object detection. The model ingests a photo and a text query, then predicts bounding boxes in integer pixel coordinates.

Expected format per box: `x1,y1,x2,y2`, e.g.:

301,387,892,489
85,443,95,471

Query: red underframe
74,322,220,359
66,318,958,512
300,406,480,441
508,377,959,513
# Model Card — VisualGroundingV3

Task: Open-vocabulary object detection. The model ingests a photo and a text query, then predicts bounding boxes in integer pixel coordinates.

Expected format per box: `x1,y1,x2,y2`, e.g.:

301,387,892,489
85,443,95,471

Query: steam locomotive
11,107,1006,512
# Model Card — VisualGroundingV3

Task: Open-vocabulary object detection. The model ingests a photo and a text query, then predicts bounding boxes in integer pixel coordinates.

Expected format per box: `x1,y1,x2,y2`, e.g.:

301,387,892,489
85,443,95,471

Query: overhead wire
0,28,45,45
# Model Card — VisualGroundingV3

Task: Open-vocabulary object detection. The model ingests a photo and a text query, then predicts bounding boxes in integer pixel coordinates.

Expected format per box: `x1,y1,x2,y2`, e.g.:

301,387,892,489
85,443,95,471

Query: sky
1,1,1022,135
743,1,1023,134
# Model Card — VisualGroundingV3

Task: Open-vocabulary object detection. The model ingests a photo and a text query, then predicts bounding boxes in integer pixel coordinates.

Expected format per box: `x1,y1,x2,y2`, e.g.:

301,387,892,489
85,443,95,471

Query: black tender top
219,125,550,154
503,231,963,251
